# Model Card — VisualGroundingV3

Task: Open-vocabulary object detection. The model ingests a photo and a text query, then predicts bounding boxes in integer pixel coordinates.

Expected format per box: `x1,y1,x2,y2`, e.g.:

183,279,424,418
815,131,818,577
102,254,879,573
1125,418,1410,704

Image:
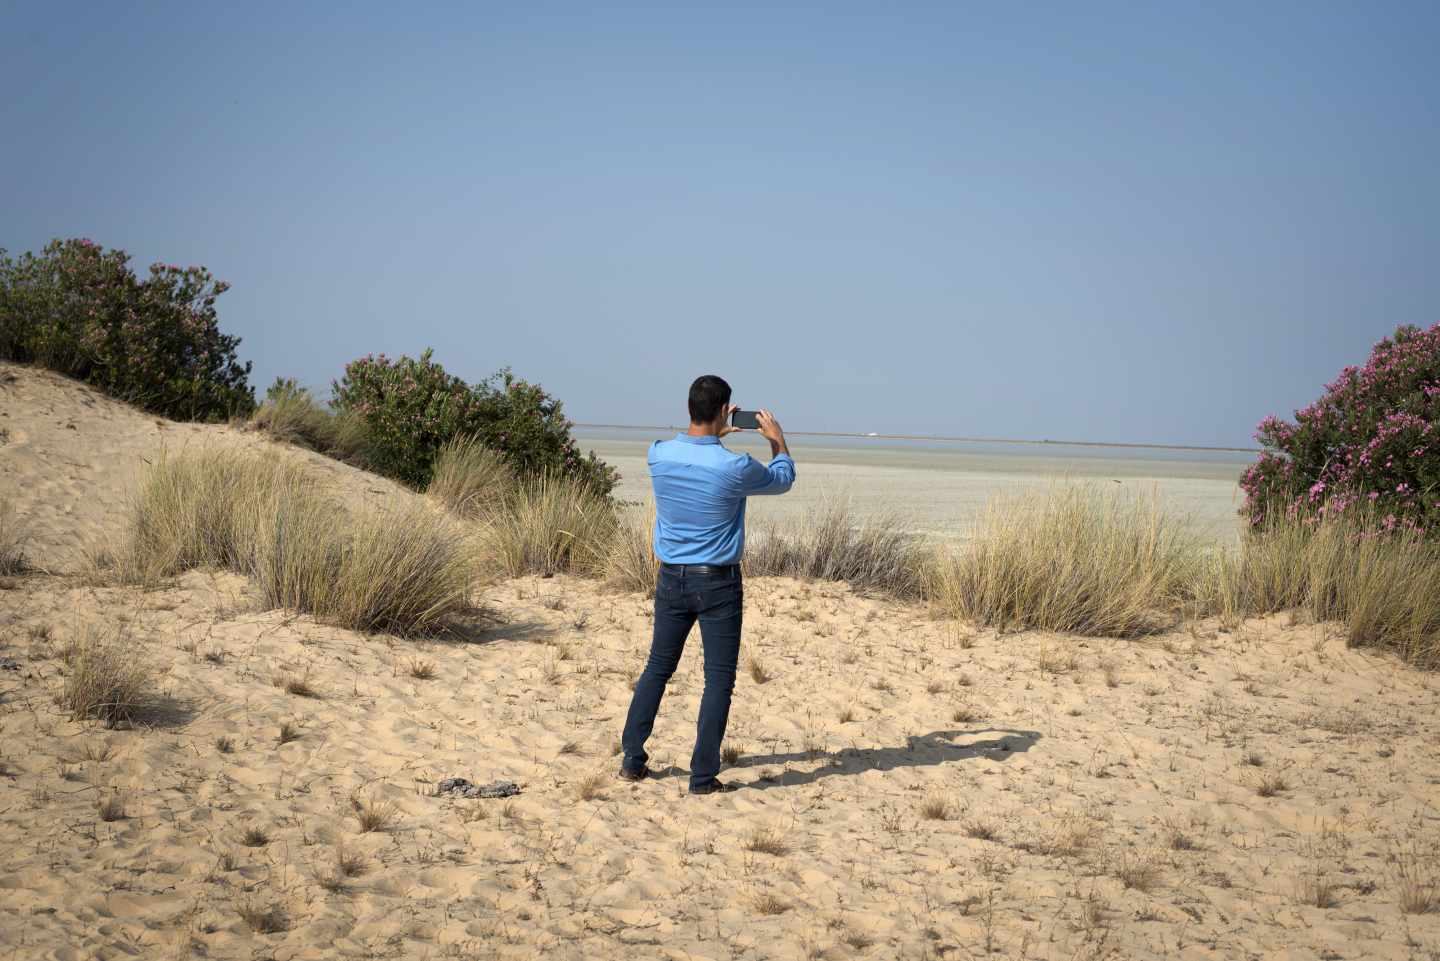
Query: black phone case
731,410,761,429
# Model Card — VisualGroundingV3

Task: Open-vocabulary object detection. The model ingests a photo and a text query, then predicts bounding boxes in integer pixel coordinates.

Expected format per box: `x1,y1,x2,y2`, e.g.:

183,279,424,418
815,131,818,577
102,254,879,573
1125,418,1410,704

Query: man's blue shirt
649,433,795,564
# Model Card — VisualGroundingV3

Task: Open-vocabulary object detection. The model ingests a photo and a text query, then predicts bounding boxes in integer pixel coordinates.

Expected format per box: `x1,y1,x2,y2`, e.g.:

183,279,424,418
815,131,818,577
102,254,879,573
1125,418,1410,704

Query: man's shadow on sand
721,728,1041,791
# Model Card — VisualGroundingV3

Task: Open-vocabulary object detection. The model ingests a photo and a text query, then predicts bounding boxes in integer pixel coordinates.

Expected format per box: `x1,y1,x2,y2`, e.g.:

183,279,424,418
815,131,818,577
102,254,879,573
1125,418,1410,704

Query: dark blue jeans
621,566,743,791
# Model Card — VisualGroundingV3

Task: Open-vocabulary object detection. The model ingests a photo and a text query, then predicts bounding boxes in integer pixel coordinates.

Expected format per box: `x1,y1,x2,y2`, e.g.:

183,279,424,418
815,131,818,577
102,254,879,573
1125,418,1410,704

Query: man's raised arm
739,409,795,496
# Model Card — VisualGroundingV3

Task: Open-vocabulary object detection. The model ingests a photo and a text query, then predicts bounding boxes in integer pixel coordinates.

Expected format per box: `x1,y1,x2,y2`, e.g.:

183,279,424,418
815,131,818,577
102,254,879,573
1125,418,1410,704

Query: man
619,375,795,795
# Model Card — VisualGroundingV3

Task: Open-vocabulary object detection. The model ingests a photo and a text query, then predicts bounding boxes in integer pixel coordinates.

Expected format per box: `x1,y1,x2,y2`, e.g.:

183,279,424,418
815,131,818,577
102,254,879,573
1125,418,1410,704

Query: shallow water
574,427,1253,543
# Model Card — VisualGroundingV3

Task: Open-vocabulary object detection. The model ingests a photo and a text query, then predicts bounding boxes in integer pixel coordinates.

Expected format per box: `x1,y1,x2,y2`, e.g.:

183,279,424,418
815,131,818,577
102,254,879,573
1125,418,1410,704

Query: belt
660,563,739,576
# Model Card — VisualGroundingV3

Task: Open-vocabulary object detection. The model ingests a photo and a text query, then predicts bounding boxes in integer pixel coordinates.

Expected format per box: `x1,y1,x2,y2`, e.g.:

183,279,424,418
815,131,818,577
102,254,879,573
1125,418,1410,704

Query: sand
2,361,1439,961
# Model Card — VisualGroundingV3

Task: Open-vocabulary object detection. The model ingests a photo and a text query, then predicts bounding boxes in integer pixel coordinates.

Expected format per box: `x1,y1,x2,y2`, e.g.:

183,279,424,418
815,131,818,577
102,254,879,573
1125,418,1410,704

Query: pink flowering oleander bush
0,238,254,421
330,349,617,494
1241,323,1440,534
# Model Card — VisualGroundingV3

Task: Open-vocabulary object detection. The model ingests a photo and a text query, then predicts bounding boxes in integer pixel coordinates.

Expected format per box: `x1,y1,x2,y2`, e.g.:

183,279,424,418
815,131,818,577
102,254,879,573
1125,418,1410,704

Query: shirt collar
675,432,721,445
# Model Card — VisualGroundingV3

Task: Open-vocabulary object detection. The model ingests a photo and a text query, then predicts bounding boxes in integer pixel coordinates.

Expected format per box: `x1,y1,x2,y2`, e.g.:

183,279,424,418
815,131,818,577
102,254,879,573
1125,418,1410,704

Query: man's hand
717,403,741,438
756,409,788,456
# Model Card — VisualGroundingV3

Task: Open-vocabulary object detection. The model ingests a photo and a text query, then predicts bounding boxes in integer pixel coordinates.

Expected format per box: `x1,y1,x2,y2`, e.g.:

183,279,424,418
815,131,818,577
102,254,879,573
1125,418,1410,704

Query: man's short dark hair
688,375,732,424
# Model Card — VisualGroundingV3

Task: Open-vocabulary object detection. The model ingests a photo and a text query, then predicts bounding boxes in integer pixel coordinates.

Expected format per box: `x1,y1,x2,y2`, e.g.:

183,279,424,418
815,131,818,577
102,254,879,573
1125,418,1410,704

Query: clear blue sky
4,2,1437,447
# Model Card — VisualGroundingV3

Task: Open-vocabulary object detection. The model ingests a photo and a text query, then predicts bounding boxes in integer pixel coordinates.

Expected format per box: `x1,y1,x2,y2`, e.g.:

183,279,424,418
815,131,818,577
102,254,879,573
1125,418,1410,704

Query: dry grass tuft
240,825,271,847
1393,842,1440,915
1041,815,1099,858
248,382,374,466
745,825,789,856
721,744,743,766
745,495,930,598
927,484,1203,637
335,845,368,879
0,497,28,575
602,502,660,595
258,497,474,635
272,667,320,699
1111,848,1164,892
95,792,126,822
236,896,291,934
478,471,616,578
426,436,516,519
751,891,790,915
918,792,953,821
1296,867,1339,909
962,817,1001,842
951,703,982,724
352,794,399,833
574,771,608,802
1204,506,1440,668
277,721,302,745
1255,772,1289,797
406,658,437,680
61,624,152,728
114,449,473,634
747,655,771,684
1035,644,1080,675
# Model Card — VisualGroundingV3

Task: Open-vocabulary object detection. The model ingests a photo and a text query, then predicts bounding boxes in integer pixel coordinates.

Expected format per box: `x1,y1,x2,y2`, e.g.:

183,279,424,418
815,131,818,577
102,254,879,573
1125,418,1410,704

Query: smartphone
730,409,761,430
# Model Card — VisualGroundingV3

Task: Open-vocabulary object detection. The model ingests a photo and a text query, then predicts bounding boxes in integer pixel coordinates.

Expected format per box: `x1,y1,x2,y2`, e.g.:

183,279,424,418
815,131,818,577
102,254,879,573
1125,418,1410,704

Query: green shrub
330,349,616,493
1242,322,1439,532
476,369,617,494
0,238,254,420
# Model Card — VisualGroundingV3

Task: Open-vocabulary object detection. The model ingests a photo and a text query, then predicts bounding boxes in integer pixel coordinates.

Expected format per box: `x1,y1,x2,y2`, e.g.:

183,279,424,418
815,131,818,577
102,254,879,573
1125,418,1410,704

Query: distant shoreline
574,423,1260,455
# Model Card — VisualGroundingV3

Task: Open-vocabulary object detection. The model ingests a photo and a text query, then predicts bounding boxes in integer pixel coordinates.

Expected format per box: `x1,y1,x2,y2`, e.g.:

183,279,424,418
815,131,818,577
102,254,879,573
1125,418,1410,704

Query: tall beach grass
112,448,473,634
426,436,516,519
248,383,374,467
1207,506,1440,668
603,501,660,595
476,471,617,578
745,496,930,599
926,485,1204,637
105,440,1439,667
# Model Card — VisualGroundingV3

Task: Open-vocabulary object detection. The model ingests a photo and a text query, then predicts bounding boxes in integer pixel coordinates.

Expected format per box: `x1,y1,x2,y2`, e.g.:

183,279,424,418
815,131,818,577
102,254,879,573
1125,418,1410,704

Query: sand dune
2,363,1439,960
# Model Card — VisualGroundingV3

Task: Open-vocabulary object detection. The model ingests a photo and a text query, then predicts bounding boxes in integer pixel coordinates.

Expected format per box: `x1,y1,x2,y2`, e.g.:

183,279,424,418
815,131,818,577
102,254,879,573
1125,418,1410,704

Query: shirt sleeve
737,452,795,496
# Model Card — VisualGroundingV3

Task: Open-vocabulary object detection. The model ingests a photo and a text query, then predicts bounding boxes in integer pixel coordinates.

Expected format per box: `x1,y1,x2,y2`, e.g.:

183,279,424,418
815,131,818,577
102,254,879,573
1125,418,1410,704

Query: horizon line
573,423,1260,455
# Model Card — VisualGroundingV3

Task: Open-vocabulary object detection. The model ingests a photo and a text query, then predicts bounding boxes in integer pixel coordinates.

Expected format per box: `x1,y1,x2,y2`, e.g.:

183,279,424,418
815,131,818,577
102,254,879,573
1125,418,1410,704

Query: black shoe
618,764,648,782
688,780,735,796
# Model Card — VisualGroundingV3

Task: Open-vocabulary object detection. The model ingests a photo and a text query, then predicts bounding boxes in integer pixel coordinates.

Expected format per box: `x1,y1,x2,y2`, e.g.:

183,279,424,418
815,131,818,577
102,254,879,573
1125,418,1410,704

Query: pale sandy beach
3,363,1440,961
575,428,1253,543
